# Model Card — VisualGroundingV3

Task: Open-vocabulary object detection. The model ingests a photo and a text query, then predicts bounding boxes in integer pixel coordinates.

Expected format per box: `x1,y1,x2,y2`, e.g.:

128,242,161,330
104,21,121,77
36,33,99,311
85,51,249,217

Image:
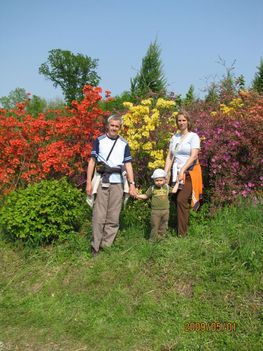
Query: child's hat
151,169,167,179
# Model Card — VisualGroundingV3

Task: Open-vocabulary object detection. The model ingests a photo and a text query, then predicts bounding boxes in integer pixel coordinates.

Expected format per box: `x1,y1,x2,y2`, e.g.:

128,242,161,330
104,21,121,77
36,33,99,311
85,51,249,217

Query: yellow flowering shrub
211,97,244,116
122,98,177,185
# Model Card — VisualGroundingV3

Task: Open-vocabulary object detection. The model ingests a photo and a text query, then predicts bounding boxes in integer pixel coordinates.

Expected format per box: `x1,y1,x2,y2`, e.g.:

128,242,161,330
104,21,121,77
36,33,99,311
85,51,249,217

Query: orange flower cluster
0,85,110,196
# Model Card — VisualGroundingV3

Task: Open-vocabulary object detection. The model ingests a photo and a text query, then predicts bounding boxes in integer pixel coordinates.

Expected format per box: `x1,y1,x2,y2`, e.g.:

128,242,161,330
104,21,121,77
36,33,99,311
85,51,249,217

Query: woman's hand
178,169,185,181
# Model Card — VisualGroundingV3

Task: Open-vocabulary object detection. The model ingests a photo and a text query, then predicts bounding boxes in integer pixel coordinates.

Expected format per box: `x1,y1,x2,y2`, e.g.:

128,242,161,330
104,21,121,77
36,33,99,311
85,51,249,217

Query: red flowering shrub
0,85,110,196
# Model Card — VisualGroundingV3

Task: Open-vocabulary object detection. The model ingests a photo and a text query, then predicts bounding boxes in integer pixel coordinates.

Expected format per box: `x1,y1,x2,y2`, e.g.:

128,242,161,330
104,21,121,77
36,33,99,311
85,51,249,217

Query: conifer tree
252,58,263,94
130,40,167,98
205,82,219,104
184,85,195,105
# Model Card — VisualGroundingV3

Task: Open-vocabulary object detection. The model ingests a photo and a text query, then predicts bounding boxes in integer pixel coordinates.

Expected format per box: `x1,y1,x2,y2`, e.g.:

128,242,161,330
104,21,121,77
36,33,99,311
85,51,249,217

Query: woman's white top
169,132,200,179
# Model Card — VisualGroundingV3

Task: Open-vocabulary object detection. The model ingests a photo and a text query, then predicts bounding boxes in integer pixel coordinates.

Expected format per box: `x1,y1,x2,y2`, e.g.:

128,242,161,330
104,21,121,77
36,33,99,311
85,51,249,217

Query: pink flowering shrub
192,92,263,205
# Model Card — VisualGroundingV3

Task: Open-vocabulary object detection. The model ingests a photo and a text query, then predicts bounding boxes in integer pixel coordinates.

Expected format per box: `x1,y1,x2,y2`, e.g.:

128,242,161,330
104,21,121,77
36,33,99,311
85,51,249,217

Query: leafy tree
39,49,100,104
99,91,137,112
44,97,67,119
130,40,167,98
0,88,50,116
26,95,47,116
252,58,263,93
0,87,28,109
46,97,65,110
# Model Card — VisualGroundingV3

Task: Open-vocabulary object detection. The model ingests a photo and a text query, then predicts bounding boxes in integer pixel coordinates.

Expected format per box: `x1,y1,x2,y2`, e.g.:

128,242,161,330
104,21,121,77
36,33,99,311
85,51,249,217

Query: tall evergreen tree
205,82,219,104
236,74,245,91
184,85,195,105
130,40,167,98
252,58,263,94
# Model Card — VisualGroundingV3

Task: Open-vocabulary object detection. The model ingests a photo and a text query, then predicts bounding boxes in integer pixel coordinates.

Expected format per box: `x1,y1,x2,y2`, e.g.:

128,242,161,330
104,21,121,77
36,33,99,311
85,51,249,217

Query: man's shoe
91,247,99,257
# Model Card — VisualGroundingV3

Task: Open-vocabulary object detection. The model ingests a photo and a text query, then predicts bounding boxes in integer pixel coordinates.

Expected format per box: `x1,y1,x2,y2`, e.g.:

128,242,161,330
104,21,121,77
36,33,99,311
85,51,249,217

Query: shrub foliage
0,178,87,244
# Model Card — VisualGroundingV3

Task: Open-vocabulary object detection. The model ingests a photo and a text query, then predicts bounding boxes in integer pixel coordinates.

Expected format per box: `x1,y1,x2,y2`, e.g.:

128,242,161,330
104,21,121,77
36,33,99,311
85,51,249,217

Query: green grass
0,200,262,351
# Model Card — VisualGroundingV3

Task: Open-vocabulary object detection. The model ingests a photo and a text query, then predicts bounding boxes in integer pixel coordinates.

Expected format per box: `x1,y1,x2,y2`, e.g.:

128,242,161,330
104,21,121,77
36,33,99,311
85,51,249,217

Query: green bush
120,198,151,230
0,178,88,244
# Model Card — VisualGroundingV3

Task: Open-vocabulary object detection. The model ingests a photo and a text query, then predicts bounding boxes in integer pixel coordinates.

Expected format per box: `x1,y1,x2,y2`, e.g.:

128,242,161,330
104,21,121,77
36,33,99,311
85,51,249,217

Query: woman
164,110,202,236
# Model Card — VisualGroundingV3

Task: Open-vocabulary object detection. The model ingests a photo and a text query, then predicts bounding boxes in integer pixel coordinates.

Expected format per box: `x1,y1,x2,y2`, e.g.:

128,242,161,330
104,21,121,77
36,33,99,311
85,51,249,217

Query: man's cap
151,169,167,179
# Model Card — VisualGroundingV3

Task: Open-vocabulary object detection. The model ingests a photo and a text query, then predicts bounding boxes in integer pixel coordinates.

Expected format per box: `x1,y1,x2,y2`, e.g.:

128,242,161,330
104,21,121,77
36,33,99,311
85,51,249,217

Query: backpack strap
106,136,119,161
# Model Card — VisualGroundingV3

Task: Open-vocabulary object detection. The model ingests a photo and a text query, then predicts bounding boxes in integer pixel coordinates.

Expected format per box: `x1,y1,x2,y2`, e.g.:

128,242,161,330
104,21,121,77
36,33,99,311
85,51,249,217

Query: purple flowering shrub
192,92,263,205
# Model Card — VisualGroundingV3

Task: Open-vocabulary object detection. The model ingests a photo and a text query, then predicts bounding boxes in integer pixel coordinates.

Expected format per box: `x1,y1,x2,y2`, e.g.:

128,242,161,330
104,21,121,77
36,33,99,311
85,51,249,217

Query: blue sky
0,0,262,101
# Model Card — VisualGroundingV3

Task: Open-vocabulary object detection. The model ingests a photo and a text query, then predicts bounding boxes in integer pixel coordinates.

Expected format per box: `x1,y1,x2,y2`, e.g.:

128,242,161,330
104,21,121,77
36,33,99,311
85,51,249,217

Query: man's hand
86,182,92,196
129,183,137,197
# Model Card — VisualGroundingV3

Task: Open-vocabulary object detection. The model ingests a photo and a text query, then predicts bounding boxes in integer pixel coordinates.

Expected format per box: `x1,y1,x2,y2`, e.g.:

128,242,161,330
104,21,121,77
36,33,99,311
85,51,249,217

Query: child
137,168,177,240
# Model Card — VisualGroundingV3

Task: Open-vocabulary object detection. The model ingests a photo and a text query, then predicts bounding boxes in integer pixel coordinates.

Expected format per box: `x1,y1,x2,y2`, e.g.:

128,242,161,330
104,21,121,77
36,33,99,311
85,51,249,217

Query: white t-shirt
91,134,132,183
169,132,200,178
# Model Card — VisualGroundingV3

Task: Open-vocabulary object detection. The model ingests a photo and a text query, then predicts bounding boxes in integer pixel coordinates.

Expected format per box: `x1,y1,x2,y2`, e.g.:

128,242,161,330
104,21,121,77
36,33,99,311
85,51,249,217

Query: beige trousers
91,183,123,252
150,209,169,239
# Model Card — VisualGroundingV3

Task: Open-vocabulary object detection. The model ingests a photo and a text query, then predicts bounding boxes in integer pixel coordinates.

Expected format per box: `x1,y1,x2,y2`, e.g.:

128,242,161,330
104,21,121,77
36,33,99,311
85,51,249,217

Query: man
86,114,137,256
